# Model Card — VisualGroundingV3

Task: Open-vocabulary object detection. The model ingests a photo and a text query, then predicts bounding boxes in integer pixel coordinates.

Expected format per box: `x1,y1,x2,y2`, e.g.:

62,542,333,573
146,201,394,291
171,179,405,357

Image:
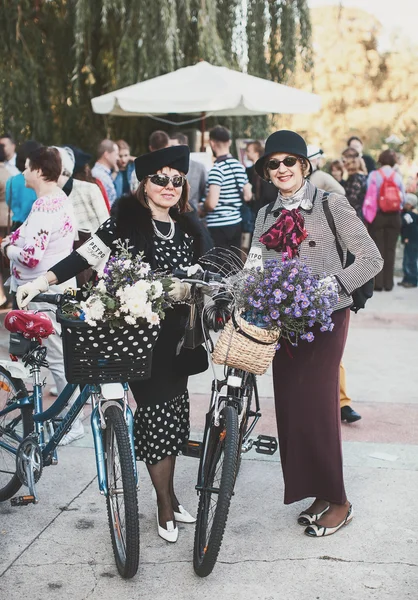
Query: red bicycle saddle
4,310,55,341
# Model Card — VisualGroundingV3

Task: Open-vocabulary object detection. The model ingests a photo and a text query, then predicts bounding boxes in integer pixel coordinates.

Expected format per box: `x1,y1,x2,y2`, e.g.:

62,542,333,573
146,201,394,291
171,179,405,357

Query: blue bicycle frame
0,381,137,497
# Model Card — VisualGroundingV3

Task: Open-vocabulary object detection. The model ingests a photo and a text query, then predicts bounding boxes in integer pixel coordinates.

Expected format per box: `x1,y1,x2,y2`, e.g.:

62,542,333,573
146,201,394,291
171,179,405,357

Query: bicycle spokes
194,406,239,577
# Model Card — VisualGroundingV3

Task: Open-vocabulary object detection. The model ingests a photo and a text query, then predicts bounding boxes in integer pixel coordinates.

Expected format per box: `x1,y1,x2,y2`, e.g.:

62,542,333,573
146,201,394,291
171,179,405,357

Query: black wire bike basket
57,311,160,384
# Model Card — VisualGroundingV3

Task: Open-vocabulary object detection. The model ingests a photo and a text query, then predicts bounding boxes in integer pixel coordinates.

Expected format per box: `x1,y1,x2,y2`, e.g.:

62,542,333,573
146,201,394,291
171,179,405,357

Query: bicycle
174,268,278,578
0,292,140,579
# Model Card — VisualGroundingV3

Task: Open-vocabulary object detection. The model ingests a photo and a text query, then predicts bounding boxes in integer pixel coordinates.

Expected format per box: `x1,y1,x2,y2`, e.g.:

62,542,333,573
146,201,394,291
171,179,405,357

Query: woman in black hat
248,130,383,537
16,145,213,544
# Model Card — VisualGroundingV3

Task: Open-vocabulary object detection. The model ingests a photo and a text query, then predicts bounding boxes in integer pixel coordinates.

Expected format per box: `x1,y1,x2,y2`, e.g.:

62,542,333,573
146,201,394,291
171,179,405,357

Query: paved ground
0,270,417,599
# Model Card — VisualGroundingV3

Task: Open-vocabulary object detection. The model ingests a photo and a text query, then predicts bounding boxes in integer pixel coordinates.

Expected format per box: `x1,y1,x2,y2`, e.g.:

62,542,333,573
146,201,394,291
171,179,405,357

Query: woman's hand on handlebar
16,276,50,309
170,266,224,298
167,278,192,301
171,266,223,285
185,264,204,278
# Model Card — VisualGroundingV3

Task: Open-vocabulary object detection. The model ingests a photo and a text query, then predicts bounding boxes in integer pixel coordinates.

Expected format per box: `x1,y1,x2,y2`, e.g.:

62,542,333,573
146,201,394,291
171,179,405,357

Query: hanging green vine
0,0,313,151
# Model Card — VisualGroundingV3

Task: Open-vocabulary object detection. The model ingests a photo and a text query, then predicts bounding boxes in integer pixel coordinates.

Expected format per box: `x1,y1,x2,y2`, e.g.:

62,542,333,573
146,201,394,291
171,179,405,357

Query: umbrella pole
200,112,206,152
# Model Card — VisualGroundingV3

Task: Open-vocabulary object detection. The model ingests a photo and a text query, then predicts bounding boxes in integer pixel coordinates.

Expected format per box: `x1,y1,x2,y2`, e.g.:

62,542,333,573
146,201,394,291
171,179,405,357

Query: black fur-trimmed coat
52,194,214,282
111,194,213,268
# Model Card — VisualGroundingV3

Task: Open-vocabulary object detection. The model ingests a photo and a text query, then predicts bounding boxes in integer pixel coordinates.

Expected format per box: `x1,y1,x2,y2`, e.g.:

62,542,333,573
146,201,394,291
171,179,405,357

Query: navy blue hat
67,145,92,174
134,145,190,182
255,130,312,179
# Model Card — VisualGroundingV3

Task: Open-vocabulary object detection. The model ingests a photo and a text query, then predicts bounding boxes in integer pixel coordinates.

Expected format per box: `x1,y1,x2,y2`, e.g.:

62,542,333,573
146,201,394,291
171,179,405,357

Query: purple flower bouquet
235,257,339,347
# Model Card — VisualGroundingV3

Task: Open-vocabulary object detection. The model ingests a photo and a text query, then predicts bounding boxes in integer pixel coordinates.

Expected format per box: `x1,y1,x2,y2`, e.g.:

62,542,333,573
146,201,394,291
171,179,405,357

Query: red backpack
378,168,402,213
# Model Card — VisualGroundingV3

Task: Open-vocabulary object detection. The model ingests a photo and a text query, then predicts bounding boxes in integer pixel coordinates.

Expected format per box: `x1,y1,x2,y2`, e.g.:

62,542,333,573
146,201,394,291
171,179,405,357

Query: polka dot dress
132,220,194,464
152,221,193,272
134,393,190,464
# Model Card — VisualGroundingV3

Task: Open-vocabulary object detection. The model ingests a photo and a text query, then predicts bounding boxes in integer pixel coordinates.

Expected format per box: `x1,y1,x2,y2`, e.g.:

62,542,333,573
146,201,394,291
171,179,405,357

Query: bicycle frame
195,370,244,491
0,376,137,497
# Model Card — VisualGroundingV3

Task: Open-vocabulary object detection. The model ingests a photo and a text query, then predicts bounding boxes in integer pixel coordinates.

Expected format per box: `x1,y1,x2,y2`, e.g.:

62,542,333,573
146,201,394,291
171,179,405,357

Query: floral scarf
259,208,308,258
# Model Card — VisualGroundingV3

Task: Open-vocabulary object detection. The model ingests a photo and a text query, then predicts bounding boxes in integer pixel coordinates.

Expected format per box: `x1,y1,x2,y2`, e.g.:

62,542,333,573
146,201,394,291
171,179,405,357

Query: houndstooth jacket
70,179,109,233
251,179,383,312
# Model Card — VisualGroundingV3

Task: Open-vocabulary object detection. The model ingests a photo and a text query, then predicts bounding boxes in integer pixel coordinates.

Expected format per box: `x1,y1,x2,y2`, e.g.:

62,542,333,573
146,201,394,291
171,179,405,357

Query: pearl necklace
152,215,175,240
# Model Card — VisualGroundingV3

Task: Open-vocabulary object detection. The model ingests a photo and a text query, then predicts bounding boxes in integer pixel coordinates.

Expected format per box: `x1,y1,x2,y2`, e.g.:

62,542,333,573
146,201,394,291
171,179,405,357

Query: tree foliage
0,0,313,152
285,5,418,160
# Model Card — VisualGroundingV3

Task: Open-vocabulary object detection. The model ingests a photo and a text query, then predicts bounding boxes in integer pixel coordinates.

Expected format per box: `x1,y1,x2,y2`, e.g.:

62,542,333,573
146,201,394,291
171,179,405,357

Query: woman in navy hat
17,145,213,543
248,130,383,537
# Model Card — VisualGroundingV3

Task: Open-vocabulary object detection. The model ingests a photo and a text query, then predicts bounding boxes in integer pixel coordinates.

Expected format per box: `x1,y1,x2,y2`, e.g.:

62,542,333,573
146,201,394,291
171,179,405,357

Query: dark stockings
147,455,179,529
169,456,180,512
305,498,350,527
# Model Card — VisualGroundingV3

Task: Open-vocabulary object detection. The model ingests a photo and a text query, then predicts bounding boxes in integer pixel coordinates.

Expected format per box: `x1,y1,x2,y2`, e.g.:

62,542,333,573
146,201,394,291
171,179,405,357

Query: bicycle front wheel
0,366,33,502
103,405,139,579
193,405,239,577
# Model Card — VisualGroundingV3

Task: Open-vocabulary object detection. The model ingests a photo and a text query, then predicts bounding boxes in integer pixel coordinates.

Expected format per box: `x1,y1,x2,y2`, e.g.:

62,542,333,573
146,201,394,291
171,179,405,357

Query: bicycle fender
0,360,30,380
91,406,108,496
100,383,125,400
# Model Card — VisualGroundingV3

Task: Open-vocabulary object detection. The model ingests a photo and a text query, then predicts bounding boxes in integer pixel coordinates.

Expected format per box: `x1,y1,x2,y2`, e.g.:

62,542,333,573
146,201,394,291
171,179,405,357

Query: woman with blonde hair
329,159,345,183
342,147,367,175
341,148,368,219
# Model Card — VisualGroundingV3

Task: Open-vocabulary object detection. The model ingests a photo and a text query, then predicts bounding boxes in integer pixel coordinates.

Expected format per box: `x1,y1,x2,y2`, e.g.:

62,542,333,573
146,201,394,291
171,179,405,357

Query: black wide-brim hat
134,145,190,182
67,145,92,173
255,130,312,180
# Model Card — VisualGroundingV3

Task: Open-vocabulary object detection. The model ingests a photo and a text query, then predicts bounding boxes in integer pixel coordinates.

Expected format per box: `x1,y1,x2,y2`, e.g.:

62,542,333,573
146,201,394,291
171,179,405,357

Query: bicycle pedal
182,440,202,459
254,435,278,456
11,494,37,507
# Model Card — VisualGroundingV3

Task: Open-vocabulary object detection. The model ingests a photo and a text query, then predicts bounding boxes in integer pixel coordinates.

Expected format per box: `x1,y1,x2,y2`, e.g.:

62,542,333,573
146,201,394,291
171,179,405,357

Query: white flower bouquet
57,241,174,384
62,240,172,328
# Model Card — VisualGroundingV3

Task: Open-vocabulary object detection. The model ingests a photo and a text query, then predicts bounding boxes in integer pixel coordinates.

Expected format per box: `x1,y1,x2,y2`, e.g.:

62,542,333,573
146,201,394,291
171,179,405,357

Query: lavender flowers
235,257,339,345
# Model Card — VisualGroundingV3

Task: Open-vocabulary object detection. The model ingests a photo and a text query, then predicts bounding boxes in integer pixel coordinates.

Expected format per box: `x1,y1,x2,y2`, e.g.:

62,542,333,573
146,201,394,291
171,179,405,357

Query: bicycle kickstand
11,445,40,507
24,452,39,504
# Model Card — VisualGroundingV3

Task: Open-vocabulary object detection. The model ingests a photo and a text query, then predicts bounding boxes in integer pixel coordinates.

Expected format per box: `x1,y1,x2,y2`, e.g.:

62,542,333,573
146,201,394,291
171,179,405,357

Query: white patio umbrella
91,61,321,117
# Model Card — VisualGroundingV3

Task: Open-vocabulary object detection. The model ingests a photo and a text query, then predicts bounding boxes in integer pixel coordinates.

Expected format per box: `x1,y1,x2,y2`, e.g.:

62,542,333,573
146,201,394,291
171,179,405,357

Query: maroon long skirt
272,308,350,505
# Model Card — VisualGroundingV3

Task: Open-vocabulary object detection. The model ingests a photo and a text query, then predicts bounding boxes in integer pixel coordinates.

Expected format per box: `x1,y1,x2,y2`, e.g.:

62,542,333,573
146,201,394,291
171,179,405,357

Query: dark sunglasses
267,156,299,170
147,173,186,188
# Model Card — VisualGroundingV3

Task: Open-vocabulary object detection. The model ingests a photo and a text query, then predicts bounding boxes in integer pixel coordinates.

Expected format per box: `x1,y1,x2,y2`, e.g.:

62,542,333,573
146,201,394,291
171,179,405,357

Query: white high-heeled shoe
174,505,196,524
157,510,179,543
152,488,196,523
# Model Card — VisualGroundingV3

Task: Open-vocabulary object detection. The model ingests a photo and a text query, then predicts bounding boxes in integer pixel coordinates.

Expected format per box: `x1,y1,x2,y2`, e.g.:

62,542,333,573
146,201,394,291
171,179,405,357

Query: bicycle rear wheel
193,405,239,577
0,366,33,502
103,405,139,579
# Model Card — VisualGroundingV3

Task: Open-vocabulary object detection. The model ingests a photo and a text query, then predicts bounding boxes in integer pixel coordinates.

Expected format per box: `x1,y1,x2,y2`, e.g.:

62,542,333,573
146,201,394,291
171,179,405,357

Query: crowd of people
0,124,415,542
305,136,416,292
0,130,416,422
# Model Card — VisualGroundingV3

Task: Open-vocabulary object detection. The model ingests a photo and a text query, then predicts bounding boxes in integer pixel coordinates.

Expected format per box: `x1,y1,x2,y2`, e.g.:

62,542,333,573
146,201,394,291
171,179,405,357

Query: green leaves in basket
60,239,171,328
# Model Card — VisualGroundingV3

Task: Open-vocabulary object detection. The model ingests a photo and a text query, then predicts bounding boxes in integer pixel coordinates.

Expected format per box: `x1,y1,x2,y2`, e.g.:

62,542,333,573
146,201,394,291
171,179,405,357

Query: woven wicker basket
212,313,280,375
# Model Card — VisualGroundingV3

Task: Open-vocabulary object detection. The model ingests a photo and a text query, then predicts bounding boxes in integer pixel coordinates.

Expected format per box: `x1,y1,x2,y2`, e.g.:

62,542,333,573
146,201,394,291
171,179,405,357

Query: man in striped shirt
203,126,252,254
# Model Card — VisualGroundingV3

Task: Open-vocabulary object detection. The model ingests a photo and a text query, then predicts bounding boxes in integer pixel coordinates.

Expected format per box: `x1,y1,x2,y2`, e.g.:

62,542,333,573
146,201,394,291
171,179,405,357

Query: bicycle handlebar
32,293,65,306
172,268,224,285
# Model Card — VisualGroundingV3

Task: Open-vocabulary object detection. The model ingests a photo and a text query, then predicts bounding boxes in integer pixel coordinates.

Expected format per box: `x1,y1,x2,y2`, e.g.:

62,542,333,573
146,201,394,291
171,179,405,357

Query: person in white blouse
0,146,83,445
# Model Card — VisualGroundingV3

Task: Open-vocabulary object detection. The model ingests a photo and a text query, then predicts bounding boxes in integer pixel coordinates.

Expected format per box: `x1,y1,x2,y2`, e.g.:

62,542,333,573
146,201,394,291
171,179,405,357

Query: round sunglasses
267,156,299,170
147,173,186,188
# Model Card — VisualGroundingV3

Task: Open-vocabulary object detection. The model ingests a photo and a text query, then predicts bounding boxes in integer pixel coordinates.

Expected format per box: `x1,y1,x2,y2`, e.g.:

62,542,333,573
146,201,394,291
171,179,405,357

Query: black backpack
322,193,374,313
